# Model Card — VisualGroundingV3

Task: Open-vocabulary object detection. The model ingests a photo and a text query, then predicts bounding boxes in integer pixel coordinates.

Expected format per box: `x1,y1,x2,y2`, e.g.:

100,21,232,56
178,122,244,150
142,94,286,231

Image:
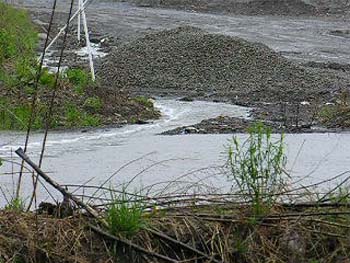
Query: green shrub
65,103,82,126
228,122,287,216
39,68,56,88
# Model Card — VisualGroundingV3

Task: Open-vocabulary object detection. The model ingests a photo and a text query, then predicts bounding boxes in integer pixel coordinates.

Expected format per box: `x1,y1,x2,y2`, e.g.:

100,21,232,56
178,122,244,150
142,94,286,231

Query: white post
81,2,95,81
44,0,89,54
77,0,81,42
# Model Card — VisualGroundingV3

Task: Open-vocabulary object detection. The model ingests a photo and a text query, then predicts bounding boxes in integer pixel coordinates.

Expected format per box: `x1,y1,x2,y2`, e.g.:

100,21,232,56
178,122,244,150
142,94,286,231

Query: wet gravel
98,26,347,105
131,0,319,16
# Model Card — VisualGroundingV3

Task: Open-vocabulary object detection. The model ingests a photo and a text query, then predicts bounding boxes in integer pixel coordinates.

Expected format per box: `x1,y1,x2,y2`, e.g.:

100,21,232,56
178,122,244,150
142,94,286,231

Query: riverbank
0,3,159,131
2,195,350,263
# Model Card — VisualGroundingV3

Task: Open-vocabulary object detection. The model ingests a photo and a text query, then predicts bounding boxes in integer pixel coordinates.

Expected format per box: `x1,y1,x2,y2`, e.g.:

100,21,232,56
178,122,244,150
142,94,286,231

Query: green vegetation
0,2,38,86
228,122,287,216
319,90,350,128
132,96,154,109
4,197,25,212
65,103,101,128
66,68,91,94
83,96,103,113
106,188,145,237
0,3,159,131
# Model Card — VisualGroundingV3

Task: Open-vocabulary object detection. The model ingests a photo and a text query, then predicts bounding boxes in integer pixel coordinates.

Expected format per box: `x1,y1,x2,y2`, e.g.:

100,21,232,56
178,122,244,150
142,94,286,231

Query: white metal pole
44,0,89,54
81,2,95,81
77,0,81,42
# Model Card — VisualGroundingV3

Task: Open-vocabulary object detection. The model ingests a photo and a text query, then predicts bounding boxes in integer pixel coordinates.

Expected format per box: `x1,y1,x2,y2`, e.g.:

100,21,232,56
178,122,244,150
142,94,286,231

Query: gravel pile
99,26,338,103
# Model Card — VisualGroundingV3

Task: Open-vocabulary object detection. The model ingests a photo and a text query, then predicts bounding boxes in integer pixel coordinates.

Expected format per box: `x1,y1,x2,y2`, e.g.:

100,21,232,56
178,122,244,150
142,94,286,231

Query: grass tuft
106,188,145,237
228,122,287,216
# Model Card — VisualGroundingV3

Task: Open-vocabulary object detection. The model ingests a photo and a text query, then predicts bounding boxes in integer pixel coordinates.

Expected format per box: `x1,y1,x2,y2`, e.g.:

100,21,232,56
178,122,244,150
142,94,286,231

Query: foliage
0,2,38,88
83,96,103,113
106,188,145,237
66,68,91,94
132,96,154,109
64,103,101,128
319,90,350,127
0,99,47,130
327,185,350,204
0,2,37,62
5,197,25,212
228,122,287,216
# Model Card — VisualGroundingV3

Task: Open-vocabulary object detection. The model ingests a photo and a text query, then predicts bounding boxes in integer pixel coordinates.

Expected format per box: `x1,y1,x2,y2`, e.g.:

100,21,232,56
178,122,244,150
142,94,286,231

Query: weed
228,122,287,216
132,96,154,109
39,68,56,88
327,185,350,204
66,68,91,94
0,99,46,130
319,90,350,127
65,103,101,127
83,96,103,113
5,197,25,212
81,114,101,127
106,188,145,237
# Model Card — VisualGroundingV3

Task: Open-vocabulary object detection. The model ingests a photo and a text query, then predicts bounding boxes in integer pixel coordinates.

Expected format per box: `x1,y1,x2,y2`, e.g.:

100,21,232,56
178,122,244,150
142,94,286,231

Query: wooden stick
15,147,106,225
146,227,223,263
89,224,179,263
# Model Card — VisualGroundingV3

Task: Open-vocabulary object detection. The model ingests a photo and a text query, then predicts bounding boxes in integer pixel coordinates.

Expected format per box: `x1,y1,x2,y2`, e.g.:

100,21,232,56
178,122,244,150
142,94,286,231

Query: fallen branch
146,227,223,263
15,147,106,225
89,224,179,263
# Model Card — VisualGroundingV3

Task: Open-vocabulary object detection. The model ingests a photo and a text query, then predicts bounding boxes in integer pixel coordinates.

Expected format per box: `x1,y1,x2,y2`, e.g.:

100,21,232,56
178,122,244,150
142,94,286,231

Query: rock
179,96,194,102
184,126,199,134
38,33,47,41
135,119,149,125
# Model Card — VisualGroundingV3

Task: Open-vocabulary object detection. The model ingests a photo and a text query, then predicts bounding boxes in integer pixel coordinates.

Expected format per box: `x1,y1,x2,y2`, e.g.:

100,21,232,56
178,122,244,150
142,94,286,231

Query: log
15,147,107,225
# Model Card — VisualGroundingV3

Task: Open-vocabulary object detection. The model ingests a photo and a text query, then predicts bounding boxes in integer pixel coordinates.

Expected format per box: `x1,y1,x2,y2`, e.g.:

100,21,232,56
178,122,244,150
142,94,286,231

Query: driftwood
15,148,106,224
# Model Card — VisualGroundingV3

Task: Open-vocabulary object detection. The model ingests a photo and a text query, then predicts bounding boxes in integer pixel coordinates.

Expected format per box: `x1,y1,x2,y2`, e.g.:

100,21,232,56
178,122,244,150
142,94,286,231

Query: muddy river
1,100,350,204
1,0,350,204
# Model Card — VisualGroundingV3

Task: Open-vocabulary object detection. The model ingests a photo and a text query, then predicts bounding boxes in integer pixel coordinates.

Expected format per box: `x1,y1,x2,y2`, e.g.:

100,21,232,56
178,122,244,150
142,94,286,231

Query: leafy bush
81,114,101,127
228,122,287,216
